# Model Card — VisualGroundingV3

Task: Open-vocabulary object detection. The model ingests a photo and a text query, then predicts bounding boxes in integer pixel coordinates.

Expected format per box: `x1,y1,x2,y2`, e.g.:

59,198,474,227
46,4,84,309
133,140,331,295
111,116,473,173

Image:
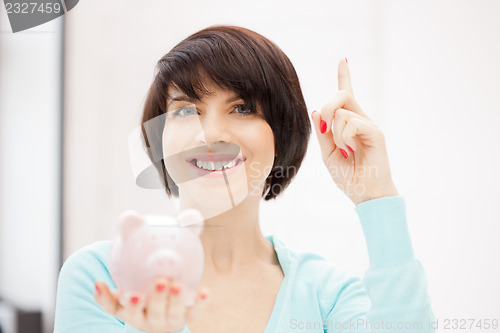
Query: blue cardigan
54,196,436,332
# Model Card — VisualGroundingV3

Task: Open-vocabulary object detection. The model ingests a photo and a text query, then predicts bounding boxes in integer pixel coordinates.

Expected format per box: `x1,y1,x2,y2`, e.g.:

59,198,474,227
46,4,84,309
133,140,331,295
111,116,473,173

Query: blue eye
172,106,197,118
170,104,256,118
234,104,255,116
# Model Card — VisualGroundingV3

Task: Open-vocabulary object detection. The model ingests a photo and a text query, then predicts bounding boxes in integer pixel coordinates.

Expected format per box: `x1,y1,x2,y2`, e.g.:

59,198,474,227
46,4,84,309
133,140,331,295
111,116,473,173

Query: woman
54,25,436,333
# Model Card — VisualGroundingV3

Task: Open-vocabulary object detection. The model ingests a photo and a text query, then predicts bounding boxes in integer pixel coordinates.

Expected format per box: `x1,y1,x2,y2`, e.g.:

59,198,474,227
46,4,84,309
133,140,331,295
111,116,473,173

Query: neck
182,194,277,276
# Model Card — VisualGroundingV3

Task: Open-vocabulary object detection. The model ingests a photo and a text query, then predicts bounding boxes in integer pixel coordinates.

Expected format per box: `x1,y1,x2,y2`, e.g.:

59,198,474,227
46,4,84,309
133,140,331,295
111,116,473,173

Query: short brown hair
141,25,310,200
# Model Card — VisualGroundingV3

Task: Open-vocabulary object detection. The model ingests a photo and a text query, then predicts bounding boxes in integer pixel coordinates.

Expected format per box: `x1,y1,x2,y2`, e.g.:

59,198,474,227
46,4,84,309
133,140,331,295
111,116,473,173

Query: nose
194,110,231,145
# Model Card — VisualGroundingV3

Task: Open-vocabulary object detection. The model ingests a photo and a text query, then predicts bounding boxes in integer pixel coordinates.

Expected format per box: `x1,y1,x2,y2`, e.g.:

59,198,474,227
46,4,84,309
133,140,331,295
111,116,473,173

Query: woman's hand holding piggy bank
94,209,210,333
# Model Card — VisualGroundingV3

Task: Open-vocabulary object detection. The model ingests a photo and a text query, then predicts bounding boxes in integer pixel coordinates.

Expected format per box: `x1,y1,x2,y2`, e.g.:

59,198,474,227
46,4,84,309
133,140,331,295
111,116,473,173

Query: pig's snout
146,249,181,274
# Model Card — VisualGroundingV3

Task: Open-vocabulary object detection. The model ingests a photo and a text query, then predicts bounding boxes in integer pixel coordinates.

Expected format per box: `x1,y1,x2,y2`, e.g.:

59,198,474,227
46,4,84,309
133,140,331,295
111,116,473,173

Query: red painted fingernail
95,283,101,296
170,286,180,295
346,145,354,153
320,120,327,134
130,296,139,305
345,57,348,64
156,283,166,292
340,149,348,158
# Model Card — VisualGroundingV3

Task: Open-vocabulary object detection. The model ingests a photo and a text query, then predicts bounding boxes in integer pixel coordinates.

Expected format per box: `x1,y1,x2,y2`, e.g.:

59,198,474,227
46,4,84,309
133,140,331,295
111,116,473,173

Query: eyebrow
166,94,243,108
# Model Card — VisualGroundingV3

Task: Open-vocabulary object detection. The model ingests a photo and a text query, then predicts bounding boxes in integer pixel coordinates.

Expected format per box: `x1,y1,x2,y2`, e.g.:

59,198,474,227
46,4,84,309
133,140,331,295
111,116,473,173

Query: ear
118,210,145,239
177,209,204,235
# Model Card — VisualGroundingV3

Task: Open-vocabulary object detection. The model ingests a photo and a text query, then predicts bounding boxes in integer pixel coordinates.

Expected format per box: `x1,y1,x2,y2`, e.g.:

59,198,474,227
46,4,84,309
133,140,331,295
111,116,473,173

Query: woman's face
162,81,275,218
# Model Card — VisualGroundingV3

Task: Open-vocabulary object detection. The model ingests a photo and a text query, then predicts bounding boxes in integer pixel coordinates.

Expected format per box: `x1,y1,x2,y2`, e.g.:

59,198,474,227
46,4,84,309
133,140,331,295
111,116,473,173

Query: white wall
0,9,62,333
380,0,500,321
61,0,500,330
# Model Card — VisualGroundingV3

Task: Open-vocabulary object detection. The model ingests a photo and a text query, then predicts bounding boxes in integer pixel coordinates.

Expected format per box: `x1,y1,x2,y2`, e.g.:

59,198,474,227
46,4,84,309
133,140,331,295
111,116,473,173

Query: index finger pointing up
338,58,354,96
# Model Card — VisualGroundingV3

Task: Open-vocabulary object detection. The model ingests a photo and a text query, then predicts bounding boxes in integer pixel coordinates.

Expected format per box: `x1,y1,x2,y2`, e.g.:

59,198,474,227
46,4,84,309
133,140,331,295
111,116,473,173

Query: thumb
311,110,336,161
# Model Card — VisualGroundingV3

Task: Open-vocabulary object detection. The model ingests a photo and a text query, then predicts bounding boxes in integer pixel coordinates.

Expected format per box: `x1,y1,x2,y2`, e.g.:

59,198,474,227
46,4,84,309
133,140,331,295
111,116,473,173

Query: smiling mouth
187,158,245,172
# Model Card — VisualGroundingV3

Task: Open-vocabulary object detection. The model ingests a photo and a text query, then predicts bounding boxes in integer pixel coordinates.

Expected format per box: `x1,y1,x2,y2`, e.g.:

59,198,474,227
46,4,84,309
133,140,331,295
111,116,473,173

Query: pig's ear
177,209,204,235
118,210,144,239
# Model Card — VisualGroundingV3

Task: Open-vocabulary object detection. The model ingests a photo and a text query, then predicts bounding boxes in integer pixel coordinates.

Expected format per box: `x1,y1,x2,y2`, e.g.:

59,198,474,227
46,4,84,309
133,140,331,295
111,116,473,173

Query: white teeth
194,159,239,171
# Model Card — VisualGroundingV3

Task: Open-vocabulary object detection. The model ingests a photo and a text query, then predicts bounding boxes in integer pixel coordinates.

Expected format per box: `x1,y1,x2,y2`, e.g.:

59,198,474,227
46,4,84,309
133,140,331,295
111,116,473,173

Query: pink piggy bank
109,208,205,307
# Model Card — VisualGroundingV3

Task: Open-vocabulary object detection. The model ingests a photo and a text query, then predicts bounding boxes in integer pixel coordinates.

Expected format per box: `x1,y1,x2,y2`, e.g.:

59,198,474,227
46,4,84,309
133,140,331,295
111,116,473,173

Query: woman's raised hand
311,58,399,206
94,278,210,333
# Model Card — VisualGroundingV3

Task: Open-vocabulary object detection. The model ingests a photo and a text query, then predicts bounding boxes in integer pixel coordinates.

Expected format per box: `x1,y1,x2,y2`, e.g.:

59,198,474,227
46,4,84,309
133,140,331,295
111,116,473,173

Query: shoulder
61,240,112,270
291,247,363,296
269,235,367,314
270,234,360,285
58,240,116,288
55,241,127,330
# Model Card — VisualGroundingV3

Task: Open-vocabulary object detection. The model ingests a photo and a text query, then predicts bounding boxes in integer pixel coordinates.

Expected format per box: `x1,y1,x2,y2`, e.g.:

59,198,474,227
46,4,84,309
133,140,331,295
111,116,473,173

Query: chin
179,179,250,213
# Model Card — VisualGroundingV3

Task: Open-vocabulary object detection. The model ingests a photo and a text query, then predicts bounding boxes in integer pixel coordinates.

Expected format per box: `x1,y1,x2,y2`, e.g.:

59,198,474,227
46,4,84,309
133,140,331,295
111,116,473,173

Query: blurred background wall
1,1,499,332
0,10,61,333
